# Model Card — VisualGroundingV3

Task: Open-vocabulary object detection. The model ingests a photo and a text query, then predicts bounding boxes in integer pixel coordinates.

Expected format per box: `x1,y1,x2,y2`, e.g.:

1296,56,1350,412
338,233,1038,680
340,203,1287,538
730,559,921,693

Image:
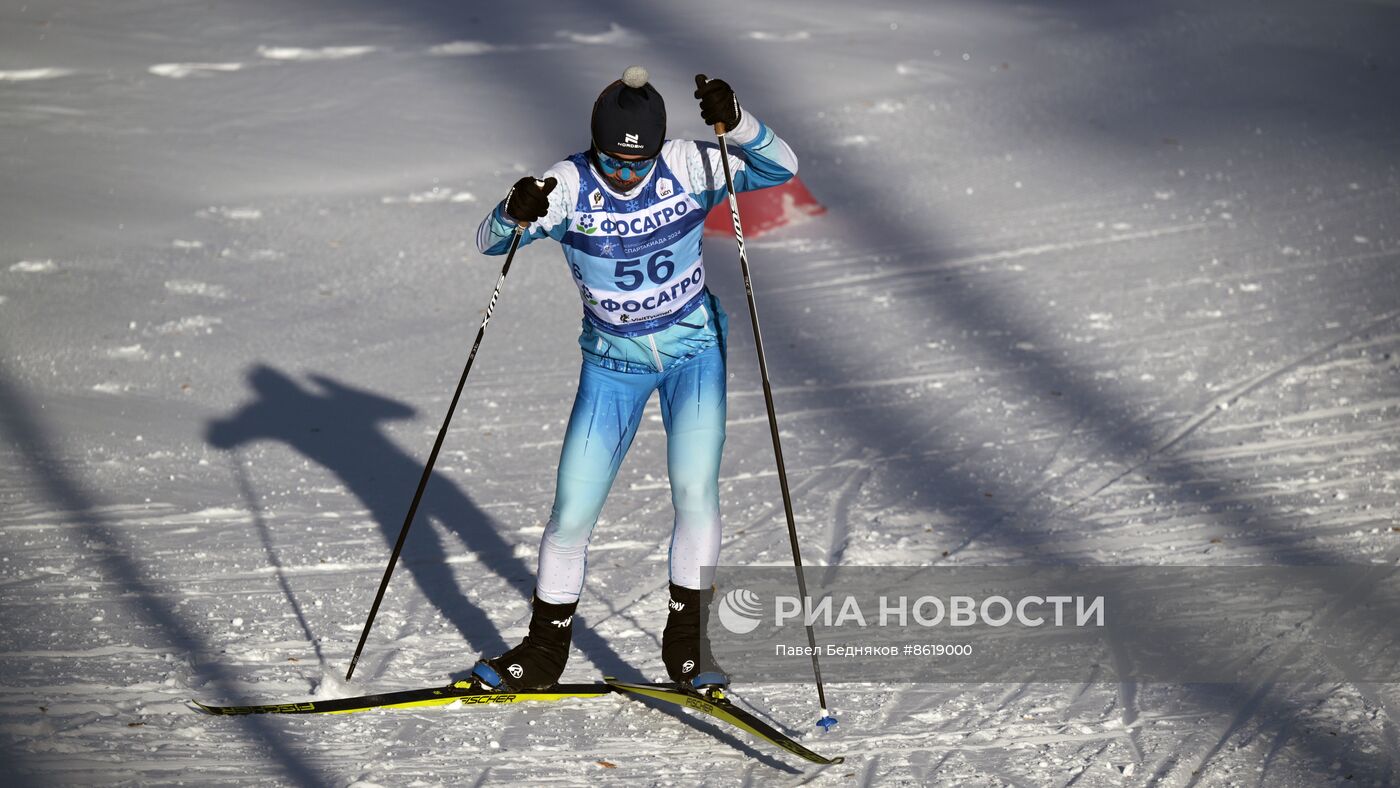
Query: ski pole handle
517,178,548,228
695,74,727,137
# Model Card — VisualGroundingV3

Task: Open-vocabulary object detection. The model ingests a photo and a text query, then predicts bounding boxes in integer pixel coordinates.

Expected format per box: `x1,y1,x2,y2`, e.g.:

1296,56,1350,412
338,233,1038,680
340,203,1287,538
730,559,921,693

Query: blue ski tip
816,715,839,732
471,661,503,689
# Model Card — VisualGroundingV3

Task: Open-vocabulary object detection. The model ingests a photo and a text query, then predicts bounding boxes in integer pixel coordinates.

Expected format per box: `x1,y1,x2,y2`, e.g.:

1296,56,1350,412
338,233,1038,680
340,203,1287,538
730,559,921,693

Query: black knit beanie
591,65,666,159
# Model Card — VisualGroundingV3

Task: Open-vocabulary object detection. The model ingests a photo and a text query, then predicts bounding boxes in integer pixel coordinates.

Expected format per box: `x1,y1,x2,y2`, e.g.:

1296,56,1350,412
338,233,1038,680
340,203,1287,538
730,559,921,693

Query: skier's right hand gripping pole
503,176,557,225
695,73,837,733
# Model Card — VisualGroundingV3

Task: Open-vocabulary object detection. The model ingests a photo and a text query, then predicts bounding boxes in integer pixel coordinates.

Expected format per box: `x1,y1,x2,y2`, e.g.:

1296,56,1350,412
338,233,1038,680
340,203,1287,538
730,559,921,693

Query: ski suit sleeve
684,109,798,211
475,161,576,255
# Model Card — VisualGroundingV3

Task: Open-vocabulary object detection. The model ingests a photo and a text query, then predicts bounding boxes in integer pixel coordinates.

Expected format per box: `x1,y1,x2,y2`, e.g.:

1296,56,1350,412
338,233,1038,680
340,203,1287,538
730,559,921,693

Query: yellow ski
605,678,844,765
193,681,614,716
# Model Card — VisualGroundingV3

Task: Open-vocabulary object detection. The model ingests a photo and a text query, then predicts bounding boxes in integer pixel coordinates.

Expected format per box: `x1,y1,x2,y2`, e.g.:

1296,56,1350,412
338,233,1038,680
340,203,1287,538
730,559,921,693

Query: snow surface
2,0,1399,784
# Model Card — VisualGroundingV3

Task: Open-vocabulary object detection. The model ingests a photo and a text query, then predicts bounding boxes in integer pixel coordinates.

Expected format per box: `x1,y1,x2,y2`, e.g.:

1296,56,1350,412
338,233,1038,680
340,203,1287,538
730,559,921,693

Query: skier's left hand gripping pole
345,184,548,682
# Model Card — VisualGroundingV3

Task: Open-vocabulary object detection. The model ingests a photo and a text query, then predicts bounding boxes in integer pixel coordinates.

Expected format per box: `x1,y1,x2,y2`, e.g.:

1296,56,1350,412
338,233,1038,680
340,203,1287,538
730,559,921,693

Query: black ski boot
661,582,729,691
472,595,577,691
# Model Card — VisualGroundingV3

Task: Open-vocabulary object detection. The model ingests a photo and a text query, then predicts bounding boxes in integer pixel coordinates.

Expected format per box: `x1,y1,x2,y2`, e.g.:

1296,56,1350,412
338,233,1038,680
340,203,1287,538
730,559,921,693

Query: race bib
580,256,706,329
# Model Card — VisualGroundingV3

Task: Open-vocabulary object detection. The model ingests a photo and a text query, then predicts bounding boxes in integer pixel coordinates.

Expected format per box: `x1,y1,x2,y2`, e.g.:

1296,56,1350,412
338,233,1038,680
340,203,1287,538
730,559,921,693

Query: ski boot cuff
667,582,713,610
530,594,579,625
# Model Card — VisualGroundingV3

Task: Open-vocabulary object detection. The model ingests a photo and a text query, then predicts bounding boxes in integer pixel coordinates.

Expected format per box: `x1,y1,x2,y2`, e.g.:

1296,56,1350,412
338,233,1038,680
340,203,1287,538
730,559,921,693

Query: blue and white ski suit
476,110,797,604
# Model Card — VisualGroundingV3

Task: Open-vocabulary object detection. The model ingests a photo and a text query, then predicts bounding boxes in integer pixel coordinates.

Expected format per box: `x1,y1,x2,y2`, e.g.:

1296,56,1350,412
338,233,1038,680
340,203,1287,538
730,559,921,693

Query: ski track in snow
8,259,57,273
148,62,244,79
427,41,499,57
554,23,640,46
0,68,76,81
256,45,378,62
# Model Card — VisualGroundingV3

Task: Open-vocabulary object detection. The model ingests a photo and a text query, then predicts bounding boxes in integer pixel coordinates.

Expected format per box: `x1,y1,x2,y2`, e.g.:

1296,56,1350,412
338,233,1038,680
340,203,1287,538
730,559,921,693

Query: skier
469,67,798,693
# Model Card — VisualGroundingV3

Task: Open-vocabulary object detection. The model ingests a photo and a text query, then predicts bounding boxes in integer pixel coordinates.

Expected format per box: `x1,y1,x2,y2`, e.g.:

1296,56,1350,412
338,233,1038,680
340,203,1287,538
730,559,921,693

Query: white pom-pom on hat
621,65,649,88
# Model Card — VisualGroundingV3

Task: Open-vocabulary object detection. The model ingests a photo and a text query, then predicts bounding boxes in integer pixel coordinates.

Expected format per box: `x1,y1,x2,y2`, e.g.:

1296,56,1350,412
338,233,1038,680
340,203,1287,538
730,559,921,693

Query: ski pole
698,75,837,732
346,220,528,682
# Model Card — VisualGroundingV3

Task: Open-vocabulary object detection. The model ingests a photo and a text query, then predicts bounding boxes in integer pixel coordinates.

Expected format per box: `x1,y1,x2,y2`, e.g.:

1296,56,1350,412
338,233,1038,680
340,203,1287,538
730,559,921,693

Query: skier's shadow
206,364,636,682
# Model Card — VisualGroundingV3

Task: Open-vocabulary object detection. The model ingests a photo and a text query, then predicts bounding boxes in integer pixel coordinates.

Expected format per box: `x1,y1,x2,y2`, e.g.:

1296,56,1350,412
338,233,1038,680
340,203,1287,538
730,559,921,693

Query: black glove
503,176,557,224
694,74,741,130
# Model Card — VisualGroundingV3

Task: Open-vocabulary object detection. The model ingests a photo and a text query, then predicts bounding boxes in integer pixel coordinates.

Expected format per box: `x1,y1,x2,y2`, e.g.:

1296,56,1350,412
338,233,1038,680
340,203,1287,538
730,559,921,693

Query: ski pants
535,343,726,604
